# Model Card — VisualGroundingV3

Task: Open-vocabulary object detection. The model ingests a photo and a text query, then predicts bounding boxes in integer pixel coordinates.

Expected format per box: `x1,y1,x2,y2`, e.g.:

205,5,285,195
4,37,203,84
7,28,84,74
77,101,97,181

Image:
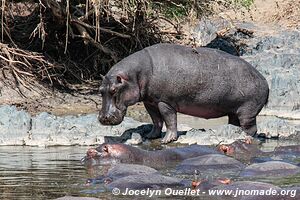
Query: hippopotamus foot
161,131,177,144
240,118,257,136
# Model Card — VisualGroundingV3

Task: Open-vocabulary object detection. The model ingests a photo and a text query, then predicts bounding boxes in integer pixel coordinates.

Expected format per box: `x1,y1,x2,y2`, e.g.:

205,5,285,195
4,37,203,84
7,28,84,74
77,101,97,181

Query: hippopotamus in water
217,139,268,162
81,143,220,168
98,43,269,143
212,181,282,200
240,161,300,177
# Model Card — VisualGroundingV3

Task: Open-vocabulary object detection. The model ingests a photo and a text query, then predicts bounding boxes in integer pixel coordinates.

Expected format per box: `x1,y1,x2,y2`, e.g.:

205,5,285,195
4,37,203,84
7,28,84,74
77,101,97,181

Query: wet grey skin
82,143,220,168
98,43,269,144
218,140,270,162
239,161,300,177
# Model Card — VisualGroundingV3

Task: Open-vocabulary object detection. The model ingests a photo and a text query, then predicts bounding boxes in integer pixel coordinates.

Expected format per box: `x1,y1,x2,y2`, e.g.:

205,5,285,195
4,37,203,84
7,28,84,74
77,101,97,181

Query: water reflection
0,146,92,200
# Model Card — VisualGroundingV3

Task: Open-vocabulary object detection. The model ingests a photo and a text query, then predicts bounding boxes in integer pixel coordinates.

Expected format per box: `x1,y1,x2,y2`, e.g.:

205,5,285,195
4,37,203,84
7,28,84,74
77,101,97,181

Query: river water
0,146,88,199
0,115,299,199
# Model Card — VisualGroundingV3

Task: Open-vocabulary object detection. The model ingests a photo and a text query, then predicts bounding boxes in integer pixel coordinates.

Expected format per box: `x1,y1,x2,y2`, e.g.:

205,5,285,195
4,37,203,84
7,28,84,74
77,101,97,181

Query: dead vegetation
1,0,281,94
0,0,179,92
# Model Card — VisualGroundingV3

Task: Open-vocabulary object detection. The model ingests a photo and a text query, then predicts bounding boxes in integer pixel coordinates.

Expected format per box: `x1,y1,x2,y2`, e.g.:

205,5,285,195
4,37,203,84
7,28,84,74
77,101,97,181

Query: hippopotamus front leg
158,102,177,144
144,103,163,139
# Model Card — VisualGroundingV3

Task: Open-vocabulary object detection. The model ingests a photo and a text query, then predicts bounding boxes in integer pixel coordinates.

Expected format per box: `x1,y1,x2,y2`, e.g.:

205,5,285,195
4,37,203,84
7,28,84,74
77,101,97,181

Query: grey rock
257,117,300,139
0,105,145,146
125,132,143,145
0,105,31,145
195,19,300,119
176,154,245,174
240,161,300,177
193,17,231,46
240,29,300,119
177,124,249,145
25,113,143,146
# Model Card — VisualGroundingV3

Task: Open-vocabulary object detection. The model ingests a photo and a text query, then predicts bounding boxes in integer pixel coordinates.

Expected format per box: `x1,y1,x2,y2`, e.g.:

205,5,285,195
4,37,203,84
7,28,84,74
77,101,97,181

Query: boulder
0,105,31,145
177,124,249,145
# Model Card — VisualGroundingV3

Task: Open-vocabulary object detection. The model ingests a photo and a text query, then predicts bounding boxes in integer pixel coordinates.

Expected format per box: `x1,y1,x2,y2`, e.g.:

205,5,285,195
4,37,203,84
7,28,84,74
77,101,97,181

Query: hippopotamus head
98,70,140,125
82,143,143,165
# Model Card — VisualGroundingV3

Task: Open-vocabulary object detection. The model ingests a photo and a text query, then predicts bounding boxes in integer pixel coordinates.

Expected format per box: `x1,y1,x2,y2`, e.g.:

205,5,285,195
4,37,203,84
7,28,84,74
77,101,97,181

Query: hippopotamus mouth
81,144,121,165
81,147,112,164
81,143,139,165
81,148,101,164
98,108,126,126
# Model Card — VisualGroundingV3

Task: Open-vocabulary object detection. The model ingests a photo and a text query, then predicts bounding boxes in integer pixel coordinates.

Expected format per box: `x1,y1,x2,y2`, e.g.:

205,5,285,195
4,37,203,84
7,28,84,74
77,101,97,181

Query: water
1,143,299,199
0,116,299,199
0,146,92,199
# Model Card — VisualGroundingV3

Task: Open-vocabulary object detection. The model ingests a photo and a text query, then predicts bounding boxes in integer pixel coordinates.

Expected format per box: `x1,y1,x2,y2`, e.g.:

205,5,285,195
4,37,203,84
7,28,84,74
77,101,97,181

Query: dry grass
270,0,300,27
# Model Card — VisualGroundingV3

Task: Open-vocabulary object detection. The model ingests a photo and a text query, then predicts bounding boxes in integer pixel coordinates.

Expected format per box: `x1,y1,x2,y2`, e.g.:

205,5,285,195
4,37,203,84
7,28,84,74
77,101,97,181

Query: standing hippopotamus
98,43,269,143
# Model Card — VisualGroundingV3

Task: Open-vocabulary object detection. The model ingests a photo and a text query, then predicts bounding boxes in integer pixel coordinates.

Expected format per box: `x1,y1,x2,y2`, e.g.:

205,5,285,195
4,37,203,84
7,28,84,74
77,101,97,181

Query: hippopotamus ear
116,74,129,85
100,74,105,80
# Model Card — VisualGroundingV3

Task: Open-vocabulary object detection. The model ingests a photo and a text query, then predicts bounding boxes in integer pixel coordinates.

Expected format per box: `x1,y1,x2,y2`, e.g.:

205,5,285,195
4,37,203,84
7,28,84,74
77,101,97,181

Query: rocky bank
194,19,300,119
1,18,300,146
0,104,299,146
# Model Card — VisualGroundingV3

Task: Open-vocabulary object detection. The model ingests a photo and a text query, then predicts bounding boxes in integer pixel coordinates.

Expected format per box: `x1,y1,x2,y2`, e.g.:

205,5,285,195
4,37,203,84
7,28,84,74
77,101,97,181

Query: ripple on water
0,146,93,200
0,138,300,199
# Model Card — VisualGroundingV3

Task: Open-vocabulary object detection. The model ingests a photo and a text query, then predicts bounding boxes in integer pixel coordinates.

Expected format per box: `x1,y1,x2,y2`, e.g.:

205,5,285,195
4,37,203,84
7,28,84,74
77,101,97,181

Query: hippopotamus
217,139,268,162
212,181,282,200
81,143,220,168
240,161,300,177
85,163,159,186
176,154,245,174
98,43,269,143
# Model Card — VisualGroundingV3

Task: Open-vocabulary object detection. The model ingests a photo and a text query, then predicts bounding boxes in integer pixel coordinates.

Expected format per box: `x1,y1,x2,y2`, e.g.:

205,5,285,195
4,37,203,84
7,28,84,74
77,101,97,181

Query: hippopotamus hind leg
158,102,178,144
144,103,163,139
237,104,259,136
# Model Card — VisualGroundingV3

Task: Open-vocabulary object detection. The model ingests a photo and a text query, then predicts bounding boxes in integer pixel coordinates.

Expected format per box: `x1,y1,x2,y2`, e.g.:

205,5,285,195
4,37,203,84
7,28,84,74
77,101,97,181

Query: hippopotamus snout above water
82,143,220,168
98,43,269,143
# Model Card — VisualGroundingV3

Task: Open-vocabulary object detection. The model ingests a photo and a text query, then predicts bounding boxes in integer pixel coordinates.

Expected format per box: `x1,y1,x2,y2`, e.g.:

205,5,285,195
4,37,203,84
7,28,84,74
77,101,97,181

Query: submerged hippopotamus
98,43,269,143
218,139,268,162
81,143,220,168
